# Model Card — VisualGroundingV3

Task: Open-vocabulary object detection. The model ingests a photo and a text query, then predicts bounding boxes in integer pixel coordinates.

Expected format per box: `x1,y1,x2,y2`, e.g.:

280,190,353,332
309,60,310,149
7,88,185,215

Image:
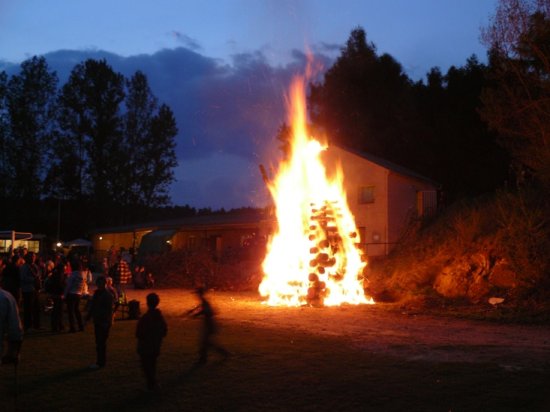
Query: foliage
309,28,415,164
0,70,9,197
53,59,126,204
368,189,550,308
480,0,550,189
308,27,509,203
494,188,550,294
3,56,58,199
123,72,178,208
413,56,510,200
360,0,550,311
0,56,179,230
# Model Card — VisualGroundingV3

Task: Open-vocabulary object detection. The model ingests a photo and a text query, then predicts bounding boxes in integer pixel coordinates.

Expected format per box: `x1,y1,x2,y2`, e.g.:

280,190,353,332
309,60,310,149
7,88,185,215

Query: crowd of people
0,246,156,332
0,246,227,393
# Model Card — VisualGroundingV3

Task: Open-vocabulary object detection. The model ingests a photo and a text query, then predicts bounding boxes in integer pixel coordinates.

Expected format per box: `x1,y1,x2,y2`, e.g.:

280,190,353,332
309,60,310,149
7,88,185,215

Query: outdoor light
99,236,103,240
56,242,62,247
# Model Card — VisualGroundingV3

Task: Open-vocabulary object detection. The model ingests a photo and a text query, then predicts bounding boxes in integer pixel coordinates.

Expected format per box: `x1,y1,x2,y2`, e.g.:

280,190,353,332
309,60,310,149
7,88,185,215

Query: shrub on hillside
493,188,550,299
367,189,550,307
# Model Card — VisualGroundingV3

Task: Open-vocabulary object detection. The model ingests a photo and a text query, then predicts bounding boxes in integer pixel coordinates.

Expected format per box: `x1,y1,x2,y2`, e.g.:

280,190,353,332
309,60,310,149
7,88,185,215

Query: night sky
0,0,497,209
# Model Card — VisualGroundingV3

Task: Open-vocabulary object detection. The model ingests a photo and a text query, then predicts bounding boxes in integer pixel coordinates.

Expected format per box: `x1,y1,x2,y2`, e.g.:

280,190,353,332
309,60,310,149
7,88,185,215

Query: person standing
19,253,41,331
1,255,22,303
85,276,114,369
0,285,23,365
187,287,230,365
64,260,88,333
112,254,131,303
47,259,67,333
135,293,167,391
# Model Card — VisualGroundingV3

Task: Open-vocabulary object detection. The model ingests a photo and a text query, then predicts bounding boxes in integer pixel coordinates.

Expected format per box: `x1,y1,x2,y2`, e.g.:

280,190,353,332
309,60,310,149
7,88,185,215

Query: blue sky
0,0,498,209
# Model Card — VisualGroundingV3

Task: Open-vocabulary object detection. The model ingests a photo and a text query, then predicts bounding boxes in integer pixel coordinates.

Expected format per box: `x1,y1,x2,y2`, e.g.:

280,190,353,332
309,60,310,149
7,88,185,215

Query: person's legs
22,292,32,331
140,354,158,389
94,323,110,367
51,296,62,331
66,294,77,332
32,290,41,329
73,295,83,330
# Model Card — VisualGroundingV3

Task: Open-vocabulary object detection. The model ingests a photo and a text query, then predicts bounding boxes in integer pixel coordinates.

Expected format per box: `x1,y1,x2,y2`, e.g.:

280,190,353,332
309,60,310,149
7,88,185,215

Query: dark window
358,186,375,204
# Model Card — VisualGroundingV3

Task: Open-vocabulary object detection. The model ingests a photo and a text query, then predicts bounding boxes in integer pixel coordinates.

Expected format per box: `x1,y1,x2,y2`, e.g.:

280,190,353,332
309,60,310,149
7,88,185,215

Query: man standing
85,276,114,369
0,255,22,303
112,254,131,302
19,253,41,331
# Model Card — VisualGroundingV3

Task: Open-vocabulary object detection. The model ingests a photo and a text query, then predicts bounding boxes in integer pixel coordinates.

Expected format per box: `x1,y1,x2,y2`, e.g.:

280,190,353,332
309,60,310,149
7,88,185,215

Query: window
358,186,375,204
0,239,40,254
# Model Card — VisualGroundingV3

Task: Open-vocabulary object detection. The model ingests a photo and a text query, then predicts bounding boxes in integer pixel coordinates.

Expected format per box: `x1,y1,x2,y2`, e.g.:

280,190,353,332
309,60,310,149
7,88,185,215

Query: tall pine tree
5,56,58,199
123,71,177,208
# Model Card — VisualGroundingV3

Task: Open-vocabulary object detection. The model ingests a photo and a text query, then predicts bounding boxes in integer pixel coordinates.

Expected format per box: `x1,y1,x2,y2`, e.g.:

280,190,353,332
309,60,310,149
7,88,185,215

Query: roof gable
330,144,440,187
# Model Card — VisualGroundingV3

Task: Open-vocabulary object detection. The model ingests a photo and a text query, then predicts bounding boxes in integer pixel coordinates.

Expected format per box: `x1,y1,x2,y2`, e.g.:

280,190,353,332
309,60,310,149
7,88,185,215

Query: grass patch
1,308,549,412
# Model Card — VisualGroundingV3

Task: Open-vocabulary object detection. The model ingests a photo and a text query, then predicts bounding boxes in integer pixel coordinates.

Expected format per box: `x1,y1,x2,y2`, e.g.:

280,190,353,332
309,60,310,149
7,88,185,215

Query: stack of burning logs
307,200,358,306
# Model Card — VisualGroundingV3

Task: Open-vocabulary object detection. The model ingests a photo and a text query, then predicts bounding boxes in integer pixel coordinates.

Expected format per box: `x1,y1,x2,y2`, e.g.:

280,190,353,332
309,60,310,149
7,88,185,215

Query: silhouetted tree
309,27,509,203
0,70,9,198
5,56,58,199
123,70,157,206
480,0,550,189
124,72,177,208
0,56,180,235
54,59,125,206
309,27,415,164
413,56,510,200
143,103,178,206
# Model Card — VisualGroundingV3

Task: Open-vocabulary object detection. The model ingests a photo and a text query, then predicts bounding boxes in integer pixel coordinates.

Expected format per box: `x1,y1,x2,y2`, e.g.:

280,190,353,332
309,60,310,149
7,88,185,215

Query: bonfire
259,69,374,307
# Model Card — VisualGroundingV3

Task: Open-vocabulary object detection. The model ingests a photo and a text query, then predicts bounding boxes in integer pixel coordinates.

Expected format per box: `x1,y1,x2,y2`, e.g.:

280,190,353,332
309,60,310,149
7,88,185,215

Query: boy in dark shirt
85,276,114,369
136,293,167,391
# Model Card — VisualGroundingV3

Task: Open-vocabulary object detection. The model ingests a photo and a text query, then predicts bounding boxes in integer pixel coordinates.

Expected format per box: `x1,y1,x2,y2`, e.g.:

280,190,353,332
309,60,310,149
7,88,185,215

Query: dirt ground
125,287,550,373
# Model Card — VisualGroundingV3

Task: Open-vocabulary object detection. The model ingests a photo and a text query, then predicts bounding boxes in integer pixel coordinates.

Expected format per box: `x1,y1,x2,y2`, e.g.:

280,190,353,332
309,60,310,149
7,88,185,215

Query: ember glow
259,72,374,307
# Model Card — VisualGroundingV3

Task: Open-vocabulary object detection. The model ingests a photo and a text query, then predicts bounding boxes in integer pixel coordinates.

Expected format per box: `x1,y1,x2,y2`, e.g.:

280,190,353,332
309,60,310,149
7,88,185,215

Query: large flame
259,72,374,307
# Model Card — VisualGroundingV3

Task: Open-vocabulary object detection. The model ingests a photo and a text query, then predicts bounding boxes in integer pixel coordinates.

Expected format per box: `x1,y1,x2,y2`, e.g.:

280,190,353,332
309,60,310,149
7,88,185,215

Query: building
322,145,439,256
90,146,439,262
0,231,45,255
89,211,272,265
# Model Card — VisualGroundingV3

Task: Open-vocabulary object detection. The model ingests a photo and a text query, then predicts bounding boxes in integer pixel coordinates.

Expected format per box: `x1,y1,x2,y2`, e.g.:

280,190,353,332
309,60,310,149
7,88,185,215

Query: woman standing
63,259,88,333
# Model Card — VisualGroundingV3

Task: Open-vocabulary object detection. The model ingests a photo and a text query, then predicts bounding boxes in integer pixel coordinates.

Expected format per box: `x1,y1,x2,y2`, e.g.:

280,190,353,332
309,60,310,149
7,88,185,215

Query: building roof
0,231,45,240
332,144,441,188
90,210,270,235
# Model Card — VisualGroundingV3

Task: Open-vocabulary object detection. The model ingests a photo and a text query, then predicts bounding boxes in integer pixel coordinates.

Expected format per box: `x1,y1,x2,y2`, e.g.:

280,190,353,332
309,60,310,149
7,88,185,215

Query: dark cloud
170,31,202,51
318,41,342,53
1,46,334,208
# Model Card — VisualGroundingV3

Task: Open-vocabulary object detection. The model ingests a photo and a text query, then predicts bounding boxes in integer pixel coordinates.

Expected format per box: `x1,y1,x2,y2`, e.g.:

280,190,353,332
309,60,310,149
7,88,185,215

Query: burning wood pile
307,200,355,306
259,68,374,307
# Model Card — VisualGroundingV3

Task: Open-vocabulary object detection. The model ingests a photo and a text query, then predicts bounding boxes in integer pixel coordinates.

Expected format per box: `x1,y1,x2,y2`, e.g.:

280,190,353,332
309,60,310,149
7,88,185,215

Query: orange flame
259,71,374,307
